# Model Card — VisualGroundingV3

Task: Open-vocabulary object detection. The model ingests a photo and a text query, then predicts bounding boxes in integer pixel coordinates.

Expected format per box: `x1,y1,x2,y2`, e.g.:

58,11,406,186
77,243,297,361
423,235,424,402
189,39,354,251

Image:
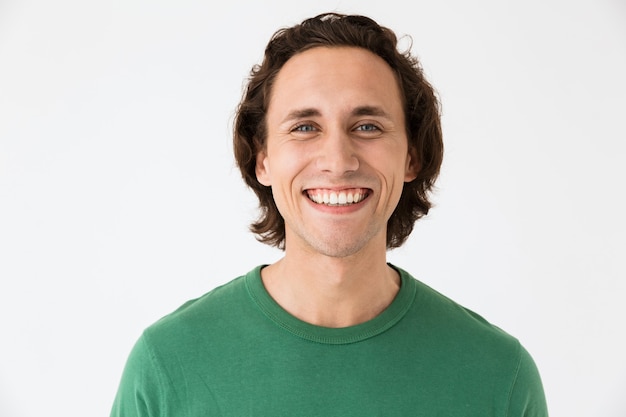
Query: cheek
372,145,409,176
271,147,309,181
265,157,306,211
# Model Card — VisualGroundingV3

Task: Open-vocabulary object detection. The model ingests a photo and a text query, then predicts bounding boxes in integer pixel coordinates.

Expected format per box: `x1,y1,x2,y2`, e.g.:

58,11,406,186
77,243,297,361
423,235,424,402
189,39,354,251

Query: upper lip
304,187,371,205
303,186,372,192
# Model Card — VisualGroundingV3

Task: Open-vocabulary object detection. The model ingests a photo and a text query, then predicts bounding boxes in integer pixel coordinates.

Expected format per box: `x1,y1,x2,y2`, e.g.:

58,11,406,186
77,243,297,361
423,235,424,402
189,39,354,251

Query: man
111,13,548,416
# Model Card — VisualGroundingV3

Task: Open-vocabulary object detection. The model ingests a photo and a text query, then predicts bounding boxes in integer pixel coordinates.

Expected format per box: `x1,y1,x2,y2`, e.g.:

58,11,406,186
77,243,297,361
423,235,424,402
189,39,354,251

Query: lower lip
304,192,370,214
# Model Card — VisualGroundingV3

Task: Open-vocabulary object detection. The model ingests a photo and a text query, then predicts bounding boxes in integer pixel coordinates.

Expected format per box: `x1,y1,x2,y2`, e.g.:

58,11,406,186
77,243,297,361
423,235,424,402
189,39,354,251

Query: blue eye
355,123,379,132
293,124,316,132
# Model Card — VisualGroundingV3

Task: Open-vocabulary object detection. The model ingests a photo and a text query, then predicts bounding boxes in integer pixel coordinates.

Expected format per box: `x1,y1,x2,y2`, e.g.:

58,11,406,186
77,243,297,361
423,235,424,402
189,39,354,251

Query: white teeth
307,189,367,206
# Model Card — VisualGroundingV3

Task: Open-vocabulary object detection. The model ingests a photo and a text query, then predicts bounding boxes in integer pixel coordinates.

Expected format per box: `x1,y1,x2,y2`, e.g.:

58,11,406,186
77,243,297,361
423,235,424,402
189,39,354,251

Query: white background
1,0,625,416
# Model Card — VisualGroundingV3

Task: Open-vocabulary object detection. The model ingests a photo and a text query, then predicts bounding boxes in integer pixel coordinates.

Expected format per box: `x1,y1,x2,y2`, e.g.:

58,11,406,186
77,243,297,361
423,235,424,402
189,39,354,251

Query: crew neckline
244,264,416,345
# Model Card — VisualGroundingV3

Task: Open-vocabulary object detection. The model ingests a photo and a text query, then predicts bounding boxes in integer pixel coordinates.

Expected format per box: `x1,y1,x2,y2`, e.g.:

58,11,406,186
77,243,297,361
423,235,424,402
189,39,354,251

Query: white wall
1,0,624,416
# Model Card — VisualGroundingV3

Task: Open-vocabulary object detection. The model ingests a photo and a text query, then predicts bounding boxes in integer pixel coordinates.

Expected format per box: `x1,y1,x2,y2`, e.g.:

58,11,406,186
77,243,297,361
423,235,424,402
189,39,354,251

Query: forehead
268,46,403,117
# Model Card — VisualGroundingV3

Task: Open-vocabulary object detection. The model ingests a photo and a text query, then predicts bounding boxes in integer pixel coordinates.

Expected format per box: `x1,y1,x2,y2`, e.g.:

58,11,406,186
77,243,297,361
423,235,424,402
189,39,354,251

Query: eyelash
292,123,317,132
291,123,381,133
355,123,380,132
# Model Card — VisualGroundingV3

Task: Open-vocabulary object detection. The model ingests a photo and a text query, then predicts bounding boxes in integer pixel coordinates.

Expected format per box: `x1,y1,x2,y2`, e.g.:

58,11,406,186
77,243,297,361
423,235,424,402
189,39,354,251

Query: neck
260,243,400,328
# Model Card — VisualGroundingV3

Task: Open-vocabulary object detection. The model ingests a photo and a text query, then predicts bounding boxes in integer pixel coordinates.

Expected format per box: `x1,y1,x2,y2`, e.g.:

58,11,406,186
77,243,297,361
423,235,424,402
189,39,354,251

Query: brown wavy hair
233,12,443,249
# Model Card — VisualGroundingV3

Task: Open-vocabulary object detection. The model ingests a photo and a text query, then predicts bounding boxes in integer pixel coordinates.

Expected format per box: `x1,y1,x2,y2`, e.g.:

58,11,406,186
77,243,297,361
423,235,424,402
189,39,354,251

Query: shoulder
396,266,548,415
141,266,263,348
395,265,525,368
399,266,517,341
156,273,247,323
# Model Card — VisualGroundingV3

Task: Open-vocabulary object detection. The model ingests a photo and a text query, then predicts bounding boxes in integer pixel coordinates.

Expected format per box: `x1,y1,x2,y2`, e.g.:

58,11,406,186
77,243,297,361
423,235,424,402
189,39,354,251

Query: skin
255,46,419,328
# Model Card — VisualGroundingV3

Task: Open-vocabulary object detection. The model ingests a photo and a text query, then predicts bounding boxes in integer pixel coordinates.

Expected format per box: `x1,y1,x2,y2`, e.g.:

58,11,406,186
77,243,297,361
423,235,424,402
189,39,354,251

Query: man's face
256,46,418,258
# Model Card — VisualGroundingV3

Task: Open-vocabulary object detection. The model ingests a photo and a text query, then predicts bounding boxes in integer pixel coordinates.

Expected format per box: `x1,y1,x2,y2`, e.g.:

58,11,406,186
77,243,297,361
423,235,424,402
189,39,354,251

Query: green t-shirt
111,265,548,416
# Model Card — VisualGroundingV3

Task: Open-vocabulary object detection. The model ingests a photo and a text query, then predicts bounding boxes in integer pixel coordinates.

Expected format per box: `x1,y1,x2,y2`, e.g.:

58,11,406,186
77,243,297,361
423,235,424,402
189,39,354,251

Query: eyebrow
281,105,392,124
351,105,391,119
282,108,321,123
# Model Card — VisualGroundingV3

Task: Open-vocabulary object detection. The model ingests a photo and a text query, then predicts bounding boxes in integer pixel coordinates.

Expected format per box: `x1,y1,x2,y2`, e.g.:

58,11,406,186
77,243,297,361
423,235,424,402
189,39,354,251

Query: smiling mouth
305,188,370,206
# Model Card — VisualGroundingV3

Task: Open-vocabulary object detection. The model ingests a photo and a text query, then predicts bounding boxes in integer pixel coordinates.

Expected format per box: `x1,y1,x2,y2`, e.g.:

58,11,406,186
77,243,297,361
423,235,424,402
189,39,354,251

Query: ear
255,149,272,186
404,147,420,182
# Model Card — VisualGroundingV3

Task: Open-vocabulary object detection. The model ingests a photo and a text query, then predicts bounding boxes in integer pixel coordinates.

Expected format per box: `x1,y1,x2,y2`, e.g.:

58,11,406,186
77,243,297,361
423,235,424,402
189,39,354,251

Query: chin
308,236,373,259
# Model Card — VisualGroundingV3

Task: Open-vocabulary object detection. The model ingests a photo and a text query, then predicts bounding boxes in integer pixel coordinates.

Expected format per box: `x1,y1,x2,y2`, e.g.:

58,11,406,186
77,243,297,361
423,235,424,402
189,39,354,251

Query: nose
316,129,360,174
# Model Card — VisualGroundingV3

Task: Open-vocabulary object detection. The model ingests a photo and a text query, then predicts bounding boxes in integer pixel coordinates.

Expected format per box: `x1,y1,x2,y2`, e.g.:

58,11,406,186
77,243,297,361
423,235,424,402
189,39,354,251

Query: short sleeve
507,345,549,417
110,334,169,417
